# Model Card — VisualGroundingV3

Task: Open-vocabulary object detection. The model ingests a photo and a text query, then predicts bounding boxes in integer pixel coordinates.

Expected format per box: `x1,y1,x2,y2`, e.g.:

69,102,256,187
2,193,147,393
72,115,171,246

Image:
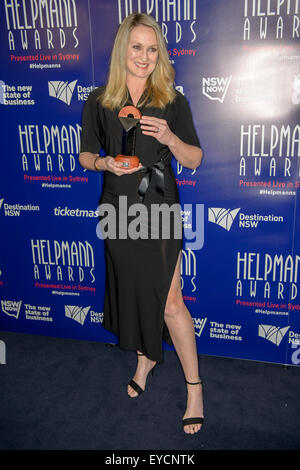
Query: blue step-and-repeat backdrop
0,0,300,366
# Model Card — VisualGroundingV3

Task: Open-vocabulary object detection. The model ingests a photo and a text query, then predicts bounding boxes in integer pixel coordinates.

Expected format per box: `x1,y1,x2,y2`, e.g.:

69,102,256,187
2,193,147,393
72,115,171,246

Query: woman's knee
164,294,185,319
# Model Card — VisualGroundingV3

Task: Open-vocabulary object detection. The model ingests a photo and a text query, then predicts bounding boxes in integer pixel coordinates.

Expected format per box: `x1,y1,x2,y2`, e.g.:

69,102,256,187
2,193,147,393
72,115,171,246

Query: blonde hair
100,13,176,109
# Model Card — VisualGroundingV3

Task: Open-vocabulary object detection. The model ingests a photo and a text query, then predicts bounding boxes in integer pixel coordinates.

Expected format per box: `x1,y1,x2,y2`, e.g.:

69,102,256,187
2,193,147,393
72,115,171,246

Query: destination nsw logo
208,207,284,231
258,324,290,346
48,80,77,105
65,305,90,325
48,80,95,105
0,197,40,216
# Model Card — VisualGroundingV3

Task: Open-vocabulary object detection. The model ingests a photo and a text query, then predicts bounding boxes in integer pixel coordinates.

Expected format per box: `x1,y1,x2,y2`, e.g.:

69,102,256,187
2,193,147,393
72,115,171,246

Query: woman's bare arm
79,152,108,171
78,152,143,175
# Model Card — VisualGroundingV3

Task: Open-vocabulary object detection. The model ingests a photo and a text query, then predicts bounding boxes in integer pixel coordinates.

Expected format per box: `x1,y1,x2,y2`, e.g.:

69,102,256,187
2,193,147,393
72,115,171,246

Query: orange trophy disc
115,106,142,169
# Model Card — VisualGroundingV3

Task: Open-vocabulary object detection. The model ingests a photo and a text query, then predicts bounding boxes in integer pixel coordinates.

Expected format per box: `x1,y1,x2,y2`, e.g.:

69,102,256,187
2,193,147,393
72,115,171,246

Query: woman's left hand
140,116,175,147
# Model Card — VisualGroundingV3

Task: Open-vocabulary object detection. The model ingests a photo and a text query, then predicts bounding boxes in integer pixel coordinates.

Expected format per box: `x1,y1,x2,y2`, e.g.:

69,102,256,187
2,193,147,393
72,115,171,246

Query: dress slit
160,247,182,355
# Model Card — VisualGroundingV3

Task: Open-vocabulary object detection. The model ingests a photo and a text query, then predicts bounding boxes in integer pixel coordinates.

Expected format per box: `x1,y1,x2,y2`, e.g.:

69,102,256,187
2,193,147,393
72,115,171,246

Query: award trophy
115,105,141,169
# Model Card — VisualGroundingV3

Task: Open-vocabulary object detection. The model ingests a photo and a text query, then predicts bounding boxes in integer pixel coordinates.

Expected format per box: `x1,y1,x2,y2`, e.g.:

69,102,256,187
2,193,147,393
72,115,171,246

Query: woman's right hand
104,156,144,176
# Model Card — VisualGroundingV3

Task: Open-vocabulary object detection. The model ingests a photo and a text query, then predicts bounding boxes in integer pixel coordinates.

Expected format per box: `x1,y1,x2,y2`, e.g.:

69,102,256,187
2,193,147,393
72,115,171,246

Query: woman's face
126,25,158,82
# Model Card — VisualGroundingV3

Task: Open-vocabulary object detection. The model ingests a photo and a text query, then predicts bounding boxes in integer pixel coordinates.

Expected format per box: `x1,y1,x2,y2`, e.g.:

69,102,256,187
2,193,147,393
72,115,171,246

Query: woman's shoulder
172,89,190,107
86,85,106,104
165,89,191,118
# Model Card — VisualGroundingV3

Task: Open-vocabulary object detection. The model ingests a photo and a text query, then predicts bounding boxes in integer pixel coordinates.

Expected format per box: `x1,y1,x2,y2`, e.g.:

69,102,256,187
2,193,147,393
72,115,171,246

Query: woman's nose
140,48,148,61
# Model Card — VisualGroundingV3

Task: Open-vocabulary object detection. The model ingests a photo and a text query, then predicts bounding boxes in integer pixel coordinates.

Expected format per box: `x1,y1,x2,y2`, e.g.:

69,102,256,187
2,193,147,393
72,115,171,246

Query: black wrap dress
80,87,200,362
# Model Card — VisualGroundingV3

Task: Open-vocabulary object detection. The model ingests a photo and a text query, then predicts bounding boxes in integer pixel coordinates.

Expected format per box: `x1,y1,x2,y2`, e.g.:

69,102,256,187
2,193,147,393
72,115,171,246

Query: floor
0,330,299,451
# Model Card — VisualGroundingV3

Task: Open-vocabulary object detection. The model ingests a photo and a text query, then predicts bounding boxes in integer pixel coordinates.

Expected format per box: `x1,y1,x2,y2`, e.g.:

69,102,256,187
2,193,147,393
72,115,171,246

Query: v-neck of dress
126,87,147,108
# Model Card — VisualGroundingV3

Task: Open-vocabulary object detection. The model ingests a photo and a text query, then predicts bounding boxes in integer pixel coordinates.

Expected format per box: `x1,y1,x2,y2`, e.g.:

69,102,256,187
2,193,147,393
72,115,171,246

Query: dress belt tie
137,157,170,202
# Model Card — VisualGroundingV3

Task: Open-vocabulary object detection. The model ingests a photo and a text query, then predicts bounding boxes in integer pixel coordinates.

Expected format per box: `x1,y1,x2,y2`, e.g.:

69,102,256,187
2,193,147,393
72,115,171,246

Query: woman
79,12,204,435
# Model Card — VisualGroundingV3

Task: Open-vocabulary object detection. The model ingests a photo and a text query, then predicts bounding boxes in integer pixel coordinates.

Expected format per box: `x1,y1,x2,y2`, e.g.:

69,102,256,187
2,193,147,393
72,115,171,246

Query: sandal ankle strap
186,378,202,385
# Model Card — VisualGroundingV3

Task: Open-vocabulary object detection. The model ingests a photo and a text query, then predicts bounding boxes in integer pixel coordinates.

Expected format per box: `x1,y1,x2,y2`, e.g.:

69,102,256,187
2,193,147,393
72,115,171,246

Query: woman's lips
135,62,148,69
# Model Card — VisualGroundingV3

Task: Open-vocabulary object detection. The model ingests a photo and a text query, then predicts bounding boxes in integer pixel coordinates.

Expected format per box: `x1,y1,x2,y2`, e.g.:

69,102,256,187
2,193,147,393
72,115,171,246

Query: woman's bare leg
127,353,156,397
128,250,203,434
164,250,204,434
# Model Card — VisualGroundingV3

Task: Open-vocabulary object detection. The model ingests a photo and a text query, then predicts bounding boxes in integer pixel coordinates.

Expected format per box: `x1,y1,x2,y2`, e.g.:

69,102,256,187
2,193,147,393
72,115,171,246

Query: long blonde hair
100,13,176,109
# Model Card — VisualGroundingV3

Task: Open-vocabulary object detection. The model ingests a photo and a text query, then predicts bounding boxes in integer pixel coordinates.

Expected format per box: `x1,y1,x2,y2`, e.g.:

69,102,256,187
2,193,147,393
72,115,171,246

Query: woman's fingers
140,116,166,133
140,116,172,145
140,116,165,125
117,163,143,175
106,157,144,176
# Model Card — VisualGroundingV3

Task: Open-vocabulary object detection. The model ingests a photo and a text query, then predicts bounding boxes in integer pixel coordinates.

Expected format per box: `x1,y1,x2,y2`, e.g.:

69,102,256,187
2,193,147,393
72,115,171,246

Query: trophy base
115,155,140,169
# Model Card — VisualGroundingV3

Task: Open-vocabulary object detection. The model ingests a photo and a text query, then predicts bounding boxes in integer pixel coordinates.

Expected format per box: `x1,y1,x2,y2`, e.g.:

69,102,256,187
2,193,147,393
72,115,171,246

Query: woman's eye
133,45,141,50
149,48,157,53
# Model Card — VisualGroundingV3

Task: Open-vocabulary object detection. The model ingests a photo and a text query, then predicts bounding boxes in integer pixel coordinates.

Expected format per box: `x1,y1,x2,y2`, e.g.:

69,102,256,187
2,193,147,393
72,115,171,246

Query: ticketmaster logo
48,80,78,105
65,305,91,325
258,324,290,346
54,206,98,217
208,208,240,231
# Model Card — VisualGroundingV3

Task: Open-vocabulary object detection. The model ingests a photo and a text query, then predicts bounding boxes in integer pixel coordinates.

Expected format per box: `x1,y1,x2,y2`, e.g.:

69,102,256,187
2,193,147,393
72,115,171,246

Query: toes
127,385,138,398
183,423,201,434
184,425,193,434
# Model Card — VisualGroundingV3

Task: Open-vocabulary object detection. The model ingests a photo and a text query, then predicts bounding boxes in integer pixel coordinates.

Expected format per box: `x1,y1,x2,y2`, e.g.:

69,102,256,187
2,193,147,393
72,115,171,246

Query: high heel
182,378,204,429
127,352,156,398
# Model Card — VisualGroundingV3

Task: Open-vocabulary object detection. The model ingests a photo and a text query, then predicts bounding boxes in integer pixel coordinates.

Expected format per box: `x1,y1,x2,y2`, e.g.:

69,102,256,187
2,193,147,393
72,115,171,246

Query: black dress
80,87,200,362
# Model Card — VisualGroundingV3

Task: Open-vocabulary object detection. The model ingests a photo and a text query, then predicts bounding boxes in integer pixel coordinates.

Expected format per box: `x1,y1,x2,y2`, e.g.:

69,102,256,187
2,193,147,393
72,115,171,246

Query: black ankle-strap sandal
127,352,156,397
182,378,204,428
